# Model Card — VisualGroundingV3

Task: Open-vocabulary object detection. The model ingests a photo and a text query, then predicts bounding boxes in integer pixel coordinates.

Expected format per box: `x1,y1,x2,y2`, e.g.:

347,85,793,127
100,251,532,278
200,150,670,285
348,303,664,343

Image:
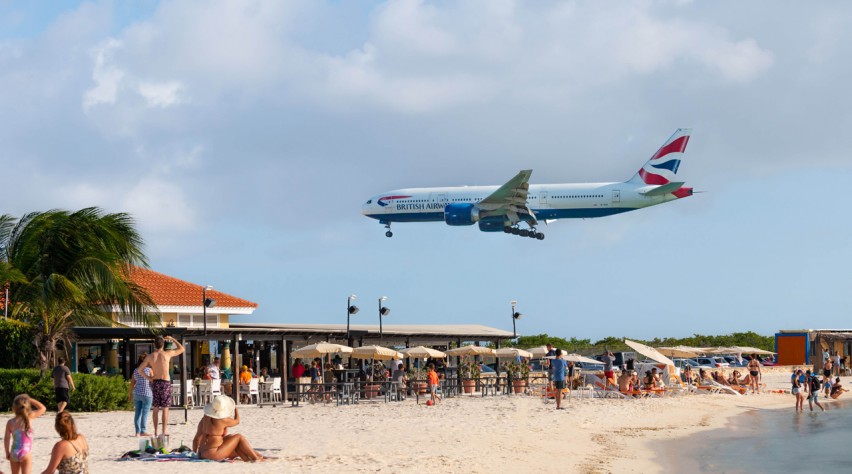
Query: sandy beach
3,371,832,474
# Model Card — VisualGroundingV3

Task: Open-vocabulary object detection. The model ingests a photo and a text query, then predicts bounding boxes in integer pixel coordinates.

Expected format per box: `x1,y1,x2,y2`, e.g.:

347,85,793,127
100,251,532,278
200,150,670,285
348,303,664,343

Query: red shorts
604,371,615,380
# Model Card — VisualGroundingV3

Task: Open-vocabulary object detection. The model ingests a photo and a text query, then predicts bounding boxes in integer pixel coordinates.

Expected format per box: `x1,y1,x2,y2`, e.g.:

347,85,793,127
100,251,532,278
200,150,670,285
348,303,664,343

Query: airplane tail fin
628,128,692,186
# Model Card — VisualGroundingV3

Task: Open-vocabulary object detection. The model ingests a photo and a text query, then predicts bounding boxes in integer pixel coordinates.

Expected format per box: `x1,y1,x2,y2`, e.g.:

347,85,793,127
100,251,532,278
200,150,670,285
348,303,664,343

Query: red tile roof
129,267,258,309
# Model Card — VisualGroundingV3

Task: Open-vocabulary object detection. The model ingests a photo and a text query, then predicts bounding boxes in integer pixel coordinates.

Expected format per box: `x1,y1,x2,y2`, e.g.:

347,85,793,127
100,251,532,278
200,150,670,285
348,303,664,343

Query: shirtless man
193,395,263,462
138,335,184,436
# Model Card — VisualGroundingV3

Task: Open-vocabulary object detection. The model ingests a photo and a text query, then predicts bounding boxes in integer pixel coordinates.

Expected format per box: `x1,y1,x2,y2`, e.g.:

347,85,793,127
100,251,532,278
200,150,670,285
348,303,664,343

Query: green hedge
0,320,37,368
0,369,131,412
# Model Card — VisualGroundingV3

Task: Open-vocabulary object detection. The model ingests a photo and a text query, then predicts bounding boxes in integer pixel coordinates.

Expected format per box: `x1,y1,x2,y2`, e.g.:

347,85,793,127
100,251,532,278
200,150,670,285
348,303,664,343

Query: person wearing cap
239,366,252,385
193,395,264,462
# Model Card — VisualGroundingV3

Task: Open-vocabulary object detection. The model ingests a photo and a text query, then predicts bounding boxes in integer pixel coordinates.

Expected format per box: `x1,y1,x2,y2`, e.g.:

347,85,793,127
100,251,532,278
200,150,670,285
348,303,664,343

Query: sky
2,0,851,341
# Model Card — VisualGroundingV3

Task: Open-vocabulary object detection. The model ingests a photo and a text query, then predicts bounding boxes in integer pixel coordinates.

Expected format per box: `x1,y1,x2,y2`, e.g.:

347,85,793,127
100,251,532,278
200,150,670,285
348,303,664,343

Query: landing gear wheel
536,232,545,240
510,227,520,235
385,231,393,238
503,226,512,233
519,229,530,237
528,231,537,239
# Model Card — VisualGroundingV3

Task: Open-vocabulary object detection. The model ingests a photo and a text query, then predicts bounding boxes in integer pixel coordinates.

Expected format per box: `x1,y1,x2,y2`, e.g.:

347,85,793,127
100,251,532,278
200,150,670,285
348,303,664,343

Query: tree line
506,331,775,353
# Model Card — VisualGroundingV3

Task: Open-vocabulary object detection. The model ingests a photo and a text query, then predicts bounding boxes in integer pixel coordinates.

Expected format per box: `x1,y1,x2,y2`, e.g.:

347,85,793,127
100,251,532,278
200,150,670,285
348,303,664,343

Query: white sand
5,370,837,474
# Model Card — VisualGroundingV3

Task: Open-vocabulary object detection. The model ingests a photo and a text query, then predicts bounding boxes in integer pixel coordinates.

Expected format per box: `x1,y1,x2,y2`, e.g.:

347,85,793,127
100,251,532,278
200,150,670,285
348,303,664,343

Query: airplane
361,128,695,240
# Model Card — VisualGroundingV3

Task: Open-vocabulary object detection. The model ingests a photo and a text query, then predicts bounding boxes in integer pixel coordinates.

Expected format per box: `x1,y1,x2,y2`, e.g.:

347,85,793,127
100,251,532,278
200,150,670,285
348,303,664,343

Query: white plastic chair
211,378,222,397
184,383,194,406
271,377,282,402
240,378,260,404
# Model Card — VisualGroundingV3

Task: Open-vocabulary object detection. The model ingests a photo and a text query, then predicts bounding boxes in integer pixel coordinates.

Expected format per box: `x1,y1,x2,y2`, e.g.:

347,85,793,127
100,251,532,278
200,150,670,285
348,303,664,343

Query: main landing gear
383,222,393,238
503,226,544,240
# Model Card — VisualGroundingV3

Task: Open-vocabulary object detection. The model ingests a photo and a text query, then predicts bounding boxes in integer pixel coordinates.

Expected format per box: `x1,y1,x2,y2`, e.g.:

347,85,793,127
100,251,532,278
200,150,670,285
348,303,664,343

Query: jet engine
443,203,480,226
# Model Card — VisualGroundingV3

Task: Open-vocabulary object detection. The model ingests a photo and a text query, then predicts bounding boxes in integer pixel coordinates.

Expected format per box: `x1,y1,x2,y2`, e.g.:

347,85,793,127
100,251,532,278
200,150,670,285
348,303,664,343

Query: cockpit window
366,200,372,204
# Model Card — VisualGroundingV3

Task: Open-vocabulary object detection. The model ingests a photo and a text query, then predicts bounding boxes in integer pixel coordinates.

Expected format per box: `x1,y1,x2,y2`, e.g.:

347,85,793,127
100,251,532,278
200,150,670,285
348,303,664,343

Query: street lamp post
347,295,359,338
378,296,390,338
203,285,216,337
511,300,522,339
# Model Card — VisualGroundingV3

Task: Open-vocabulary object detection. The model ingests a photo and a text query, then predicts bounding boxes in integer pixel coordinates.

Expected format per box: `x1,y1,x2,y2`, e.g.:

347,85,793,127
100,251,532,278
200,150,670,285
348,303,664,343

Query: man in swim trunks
601,351,616,388
139,335,185,436
51,357,76,413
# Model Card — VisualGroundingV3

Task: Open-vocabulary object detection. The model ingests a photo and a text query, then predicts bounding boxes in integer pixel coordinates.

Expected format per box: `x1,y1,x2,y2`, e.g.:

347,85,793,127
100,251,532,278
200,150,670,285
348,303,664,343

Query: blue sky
2,1,851,341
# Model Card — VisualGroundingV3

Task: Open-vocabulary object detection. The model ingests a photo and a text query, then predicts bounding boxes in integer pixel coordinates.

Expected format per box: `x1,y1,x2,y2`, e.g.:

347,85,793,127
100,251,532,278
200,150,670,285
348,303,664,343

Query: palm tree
1,208,160,371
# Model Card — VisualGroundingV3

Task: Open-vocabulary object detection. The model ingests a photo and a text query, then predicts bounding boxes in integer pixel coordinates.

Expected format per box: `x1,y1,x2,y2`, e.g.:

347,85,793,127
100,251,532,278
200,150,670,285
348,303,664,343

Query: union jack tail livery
628,128,691,186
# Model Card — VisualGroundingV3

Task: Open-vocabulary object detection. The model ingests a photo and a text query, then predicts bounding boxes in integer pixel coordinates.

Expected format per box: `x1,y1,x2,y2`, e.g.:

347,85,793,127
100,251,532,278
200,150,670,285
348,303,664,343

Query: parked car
689,357,730,368
760,357,777,366
673,358,703,369
721,356,747,367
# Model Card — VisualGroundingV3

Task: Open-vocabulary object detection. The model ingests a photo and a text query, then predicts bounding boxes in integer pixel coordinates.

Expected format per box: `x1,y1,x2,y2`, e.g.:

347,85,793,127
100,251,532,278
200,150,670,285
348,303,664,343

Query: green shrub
0,369,131,412
0,320,37,369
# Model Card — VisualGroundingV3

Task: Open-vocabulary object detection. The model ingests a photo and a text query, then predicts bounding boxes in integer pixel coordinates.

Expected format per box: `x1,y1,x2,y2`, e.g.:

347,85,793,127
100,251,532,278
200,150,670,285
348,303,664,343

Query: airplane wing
477,169,537,226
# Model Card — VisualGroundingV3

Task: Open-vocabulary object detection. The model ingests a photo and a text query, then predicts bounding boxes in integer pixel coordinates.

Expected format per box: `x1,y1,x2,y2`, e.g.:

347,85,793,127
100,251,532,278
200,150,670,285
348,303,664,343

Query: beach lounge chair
591,380,631,399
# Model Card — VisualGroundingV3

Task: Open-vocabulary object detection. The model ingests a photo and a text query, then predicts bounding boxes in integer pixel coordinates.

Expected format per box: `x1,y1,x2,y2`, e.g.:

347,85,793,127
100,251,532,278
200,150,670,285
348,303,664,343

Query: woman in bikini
42,411,88,474
4,395,46,474
193,395,264,462
747,356,762,394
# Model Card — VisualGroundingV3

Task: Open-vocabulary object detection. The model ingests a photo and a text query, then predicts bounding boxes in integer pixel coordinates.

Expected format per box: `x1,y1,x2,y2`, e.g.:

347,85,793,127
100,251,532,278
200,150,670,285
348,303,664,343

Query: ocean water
662,398,852,473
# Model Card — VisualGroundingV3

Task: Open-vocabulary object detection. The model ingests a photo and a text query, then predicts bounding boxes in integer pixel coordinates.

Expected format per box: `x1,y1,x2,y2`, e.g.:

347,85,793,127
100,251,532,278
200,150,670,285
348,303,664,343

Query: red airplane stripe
651,136,689,160
639,169,670,185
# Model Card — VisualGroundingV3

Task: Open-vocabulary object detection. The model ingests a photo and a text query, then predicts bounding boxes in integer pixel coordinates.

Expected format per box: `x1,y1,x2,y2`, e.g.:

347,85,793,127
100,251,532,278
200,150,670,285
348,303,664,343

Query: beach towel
118,450,234,463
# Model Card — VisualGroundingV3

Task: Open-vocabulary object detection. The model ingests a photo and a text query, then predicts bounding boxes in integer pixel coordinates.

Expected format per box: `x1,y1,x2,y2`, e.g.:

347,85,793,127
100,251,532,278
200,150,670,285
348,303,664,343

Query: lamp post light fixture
511,300,522,339
203,285,216,337
347,294,359,338
378,296,390,338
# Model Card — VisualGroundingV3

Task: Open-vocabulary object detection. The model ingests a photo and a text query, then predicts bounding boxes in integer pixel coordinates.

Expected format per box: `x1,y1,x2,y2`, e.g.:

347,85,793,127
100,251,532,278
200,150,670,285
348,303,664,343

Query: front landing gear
503,225,544,240
383,222,393,238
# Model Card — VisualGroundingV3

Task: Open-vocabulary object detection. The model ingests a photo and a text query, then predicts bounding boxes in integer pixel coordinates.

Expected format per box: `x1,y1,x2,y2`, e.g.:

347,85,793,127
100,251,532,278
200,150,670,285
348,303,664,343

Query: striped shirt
133,367,153,398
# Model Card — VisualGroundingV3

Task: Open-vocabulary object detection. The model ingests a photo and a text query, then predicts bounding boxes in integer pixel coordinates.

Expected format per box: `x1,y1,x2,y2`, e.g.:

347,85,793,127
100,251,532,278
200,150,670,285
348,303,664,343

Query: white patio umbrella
528,346,552,357
350,345,403,361
399,346,446,359
657,346,702,358
624,340,675,366
494,347,533,359
546,353,602,365
444,346,495,357
290,342,353,359
730,346,776,355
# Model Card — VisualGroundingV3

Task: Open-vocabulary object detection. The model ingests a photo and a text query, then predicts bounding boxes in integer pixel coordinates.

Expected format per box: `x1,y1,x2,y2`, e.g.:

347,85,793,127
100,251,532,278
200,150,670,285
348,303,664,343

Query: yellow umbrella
350,345,403,361
290,343,353,359
444,345,495,357
399,346,446,359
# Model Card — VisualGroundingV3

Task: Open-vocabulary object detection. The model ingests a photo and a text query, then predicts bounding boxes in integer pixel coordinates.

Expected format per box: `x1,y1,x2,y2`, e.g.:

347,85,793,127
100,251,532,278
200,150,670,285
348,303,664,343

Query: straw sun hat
204,395,235,420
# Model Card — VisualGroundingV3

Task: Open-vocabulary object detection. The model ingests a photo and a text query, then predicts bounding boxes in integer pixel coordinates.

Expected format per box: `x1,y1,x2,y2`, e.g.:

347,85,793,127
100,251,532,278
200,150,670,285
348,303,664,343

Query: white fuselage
361,181,680,224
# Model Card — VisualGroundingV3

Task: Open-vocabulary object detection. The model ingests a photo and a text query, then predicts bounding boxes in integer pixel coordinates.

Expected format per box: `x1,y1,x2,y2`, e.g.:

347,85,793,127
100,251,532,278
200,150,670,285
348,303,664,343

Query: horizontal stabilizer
640,181,685,197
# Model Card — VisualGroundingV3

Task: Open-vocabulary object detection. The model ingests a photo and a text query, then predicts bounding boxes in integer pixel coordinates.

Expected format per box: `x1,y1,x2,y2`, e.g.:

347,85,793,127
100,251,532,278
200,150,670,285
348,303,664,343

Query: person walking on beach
746,356,762,394
805,370,825,412
138,335,185,436
791,369,804,412
51,358,76,413
427,363,441,405
550,349,567,410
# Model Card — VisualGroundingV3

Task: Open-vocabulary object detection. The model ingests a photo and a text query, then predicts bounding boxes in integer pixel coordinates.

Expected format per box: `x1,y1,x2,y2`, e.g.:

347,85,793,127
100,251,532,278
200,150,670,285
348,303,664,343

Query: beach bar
67,267,517,407
775,329,852,372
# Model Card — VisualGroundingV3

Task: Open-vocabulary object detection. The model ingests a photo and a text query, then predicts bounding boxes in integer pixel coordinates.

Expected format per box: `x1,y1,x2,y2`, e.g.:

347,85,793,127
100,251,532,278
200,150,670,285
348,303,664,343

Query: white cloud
82,38,124,110
137,80,184,108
